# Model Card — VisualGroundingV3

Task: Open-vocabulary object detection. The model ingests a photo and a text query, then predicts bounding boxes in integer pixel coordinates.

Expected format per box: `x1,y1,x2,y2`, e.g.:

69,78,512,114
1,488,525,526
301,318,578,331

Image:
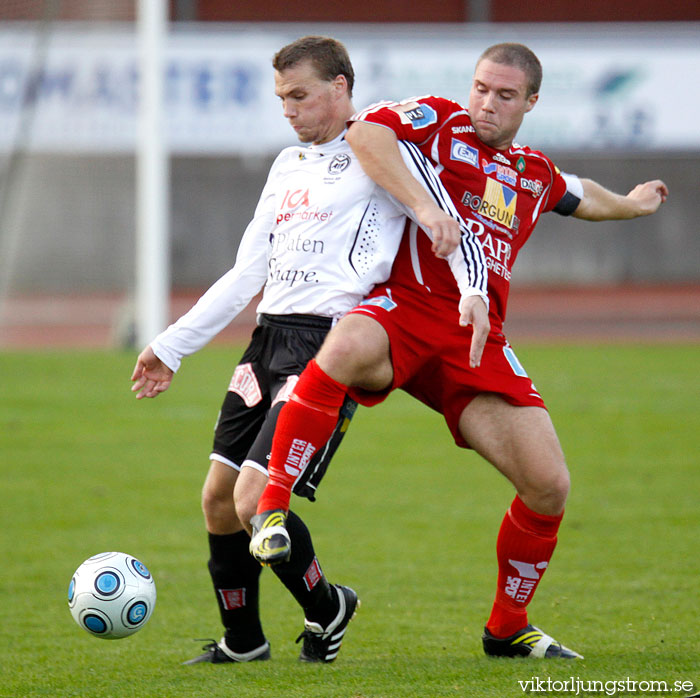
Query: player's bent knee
317,315,391,387
525,469,570,516
319,333,372,373
546,472,570,512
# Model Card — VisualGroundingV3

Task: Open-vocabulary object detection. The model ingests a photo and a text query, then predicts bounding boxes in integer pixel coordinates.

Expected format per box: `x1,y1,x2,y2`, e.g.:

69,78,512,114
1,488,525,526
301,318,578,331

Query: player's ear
332,74,348,97
524,92,539,113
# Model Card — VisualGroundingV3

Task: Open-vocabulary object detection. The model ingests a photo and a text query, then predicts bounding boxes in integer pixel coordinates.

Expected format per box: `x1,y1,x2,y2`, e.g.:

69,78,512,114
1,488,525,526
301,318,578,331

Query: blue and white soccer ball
68,552,156,639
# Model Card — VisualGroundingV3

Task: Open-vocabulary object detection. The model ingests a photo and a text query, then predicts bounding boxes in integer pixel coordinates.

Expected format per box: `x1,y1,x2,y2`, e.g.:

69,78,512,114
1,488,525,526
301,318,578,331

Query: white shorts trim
240,458,269,477
210,453,240,471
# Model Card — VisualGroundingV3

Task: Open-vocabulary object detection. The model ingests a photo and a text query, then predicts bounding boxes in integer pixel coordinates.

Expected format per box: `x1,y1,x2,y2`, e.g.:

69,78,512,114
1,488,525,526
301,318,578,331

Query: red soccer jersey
352,96,572,332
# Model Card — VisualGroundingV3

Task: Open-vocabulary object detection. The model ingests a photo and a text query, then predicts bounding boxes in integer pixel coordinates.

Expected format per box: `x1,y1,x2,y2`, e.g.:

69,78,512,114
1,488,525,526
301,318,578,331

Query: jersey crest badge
328,153,351,174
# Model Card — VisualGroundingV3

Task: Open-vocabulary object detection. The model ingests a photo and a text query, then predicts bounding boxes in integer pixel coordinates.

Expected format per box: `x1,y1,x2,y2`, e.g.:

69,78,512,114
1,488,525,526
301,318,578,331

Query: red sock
256,360,348,514
486,495,563,638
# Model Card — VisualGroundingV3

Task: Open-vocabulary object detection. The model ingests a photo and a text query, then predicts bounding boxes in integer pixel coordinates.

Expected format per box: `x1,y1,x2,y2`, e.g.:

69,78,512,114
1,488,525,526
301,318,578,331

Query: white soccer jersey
151,132,487,373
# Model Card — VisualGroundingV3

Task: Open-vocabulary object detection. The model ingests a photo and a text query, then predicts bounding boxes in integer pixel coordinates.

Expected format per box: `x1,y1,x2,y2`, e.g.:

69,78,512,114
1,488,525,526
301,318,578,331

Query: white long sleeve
149,175,275,372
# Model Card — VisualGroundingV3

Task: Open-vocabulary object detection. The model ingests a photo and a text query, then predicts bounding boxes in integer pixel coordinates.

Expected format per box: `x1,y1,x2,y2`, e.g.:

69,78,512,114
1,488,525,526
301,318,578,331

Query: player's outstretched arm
459,295,490,368
131,345,174,399
346,121,461,257
573,178,668,221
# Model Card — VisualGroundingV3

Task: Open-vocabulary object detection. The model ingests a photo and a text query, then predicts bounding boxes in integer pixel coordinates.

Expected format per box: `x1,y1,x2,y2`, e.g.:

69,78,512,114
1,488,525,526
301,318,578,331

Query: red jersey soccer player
252,43,668,659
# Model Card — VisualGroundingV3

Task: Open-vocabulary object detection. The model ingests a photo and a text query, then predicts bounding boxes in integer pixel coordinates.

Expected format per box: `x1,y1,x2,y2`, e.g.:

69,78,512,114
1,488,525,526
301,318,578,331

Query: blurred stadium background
0,0,698,348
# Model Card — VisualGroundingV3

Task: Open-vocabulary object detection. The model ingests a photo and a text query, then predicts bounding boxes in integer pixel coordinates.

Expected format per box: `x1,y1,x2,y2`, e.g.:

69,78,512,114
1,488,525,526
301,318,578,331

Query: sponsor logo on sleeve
450,139,479,167
395,102,438,129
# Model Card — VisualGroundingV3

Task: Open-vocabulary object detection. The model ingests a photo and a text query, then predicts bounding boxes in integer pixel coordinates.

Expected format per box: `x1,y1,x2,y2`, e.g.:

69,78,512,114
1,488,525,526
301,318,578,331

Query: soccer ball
68,552,156,639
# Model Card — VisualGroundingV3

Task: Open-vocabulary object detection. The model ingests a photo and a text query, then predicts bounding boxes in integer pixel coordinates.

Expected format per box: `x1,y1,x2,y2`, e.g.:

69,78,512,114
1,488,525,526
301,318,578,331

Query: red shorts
346,283,546,448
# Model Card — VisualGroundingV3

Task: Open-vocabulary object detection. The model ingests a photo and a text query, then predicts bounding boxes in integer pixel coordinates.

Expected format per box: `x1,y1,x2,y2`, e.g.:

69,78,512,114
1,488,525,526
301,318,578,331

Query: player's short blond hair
273,36,355,97
477,43,542,97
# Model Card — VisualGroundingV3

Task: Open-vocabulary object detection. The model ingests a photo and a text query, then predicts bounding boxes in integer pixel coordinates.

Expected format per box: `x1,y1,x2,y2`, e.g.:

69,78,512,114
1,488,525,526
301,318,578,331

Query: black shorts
211,313,332,470
210,313,356,501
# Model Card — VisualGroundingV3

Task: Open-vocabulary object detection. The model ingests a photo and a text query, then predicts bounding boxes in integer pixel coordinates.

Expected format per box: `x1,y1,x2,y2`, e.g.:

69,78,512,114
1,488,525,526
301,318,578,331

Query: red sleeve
545,166,568,213
511,146,571,214
350,96,460,144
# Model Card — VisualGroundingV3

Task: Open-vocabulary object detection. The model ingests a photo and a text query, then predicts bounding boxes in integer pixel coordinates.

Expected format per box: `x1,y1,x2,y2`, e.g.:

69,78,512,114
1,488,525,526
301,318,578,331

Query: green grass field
1,344,699,698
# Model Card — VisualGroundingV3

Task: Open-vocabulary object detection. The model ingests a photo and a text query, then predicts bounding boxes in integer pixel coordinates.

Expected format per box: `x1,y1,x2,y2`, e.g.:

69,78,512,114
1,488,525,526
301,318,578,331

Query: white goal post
136,0,170,349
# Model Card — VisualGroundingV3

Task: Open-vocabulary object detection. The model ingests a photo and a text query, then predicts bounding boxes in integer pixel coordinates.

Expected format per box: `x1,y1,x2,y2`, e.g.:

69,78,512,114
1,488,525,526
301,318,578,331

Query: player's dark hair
478,43,542,97
273,36,355,97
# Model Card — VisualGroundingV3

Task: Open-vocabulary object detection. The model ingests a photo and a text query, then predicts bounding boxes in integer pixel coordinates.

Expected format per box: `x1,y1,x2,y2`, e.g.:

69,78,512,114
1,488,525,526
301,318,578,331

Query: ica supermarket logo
281,189,310,210
276,188,333,226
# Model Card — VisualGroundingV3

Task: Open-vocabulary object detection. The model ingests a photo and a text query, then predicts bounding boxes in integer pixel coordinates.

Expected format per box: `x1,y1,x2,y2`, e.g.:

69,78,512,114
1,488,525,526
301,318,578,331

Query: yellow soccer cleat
249,509,291,565
483,624,583,659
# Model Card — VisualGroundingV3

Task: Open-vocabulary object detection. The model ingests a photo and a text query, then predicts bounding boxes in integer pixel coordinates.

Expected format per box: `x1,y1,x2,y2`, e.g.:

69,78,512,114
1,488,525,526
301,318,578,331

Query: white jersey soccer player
151,133,486,374
138,130,486,665
131,36,491,667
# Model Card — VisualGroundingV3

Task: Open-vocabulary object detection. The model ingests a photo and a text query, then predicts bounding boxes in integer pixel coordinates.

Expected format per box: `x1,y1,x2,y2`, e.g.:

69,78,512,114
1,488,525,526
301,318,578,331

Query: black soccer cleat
249,509,291,566
296,584,359,663
482,624,583,659
182,638,271,665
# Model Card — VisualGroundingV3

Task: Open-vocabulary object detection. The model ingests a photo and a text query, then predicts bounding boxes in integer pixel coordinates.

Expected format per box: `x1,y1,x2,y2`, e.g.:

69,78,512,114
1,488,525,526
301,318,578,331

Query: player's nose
482,92,496,111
